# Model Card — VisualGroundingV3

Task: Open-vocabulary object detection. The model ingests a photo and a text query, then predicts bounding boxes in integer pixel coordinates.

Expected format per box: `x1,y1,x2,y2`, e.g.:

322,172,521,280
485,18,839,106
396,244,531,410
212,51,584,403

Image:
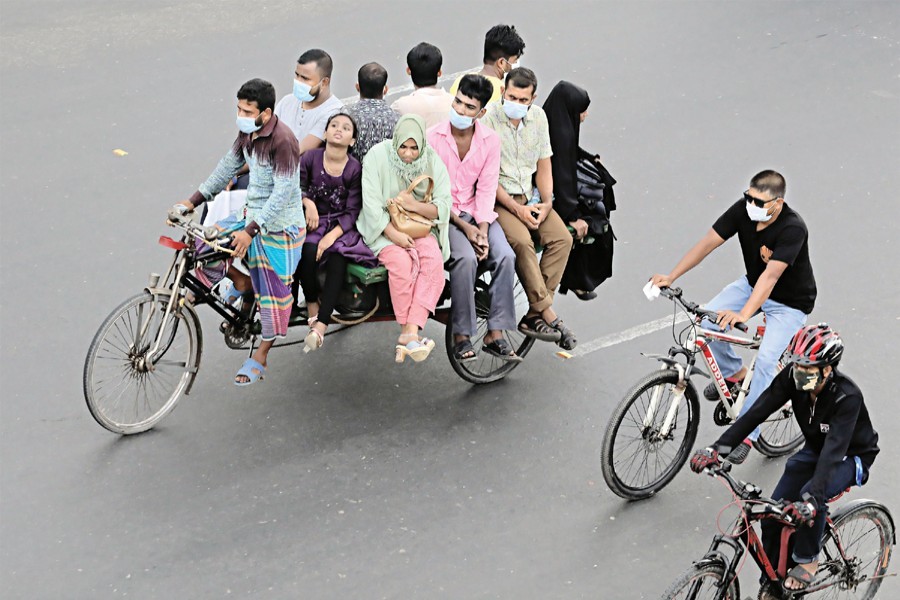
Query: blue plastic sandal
234,358,266,386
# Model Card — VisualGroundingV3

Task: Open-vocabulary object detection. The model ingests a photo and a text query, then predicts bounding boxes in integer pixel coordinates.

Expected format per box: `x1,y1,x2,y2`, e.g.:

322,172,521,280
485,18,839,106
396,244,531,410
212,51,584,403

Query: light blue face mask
503,99,529,120
236,116,261,134
448,107,475,130
293,79,317,102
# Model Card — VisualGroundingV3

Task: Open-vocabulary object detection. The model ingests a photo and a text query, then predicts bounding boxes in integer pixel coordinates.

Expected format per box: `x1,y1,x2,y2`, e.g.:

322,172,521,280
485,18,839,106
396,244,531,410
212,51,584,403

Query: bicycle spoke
85,293,197,433
606,376,695,495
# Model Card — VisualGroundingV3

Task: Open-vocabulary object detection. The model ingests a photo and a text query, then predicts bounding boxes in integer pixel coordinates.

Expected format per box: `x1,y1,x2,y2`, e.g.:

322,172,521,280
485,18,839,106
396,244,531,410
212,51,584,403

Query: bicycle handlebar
166,209,226,242
704,463,806,526
165,208,236,257
659,286,748,332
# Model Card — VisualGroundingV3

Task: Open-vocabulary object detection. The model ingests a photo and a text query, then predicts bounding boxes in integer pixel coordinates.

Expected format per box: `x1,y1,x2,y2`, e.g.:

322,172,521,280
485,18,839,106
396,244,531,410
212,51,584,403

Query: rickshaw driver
174,78,305,386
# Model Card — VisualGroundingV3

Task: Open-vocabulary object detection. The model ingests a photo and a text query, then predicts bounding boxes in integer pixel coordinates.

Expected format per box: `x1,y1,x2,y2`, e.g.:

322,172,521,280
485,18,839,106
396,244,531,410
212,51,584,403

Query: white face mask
746,201,773,222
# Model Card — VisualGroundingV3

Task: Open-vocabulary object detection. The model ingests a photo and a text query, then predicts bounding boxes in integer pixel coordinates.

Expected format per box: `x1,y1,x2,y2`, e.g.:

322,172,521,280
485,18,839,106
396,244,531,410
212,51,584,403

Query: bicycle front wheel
809,504,894,599
83,291,201,434
601,369,700,500
755,401,804,457
660,562,740,600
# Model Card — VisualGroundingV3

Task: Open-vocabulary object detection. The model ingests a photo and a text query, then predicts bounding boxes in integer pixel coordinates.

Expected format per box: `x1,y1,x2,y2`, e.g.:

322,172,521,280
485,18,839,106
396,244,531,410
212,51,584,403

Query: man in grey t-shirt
274,48,344,157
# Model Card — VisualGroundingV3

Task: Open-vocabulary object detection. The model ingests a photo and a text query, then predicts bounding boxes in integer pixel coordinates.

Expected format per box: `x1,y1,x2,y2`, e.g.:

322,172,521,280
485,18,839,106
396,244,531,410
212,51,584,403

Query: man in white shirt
274,48,344,157
391,42,454,129
273,49,343,312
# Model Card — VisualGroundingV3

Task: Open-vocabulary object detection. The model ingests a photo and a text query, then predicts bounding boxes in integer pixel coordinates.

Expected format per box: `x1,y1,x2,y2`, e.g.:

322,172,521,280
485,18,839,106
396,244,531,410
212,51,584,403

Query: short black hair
406,42,442,87
505,67,538,95
457,74,493,110
483,24,526,64
298,48,333,78
237,78,276,113
750,170,787,198
357,62,388,99
327,112,358,140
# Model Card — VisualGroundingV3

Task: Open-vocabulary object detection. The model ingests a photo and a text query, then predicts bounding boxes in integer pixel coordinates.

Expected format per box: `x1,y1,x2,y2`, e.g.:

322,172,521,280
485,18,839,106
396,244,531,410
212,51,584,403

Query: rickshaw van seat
346,263,388,286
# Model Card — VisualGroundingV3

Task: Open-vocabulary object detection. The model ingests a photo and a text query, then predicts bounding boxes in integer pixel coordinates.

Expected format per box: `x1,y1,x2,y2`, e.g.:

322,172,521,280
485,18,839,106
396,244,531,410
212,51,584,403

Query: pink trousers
378,235,445,329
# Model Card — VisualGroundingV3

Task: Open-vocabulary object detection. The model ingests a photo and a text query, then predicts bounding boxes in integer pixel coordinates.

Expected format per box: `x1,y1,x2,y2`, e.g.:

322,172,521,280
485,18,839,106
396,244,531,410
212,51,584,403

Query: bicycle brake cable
673,302,700,354
713,475,752,586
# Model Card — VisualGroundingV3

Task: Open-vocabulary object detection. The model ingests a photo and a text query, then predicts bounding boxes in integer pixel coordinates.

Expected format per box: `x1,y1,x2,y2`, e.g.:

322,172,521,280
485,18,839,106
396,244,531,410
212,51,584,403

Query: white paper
203,189,247,226
643,281,661,301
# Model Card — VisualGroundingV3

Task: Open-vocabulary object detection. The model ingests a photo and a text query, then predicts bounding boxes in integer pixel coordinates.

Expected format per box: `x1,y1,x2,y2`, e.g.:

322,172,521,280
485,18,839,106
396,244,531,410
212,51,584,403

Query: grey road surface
2,1,899,598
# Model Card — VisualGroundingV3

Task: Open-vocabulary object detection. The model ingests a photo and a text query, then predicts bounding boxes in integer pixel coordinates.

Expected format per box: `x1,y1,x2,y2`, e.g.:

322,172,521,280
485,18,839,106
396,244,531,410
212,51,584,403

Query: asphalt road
2,1,899,598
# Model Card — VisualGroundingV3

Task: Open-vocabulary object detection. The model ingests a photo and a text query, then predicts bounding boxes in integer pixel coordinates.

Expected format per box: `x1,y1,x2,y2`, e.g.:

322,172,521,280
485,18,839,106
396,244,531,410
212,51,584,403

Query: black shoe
704,378,742,401
726,439,752,465
573,289,597,301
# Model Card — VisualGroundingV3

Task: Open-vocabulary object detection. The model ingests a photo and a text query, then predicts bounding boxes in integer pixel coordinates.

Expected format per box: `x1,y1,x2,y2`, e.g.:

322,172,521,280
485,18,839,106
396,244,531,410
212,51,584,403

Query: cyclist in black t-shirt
690,324,879,596
650,170,817,464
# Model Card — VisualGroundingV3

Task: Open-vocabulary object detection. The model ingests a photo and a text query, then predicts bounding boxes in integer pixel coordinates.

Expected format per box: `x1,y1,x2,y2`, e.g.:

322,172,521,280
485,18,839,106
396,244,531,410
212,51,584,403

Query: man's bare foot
483,330,503,344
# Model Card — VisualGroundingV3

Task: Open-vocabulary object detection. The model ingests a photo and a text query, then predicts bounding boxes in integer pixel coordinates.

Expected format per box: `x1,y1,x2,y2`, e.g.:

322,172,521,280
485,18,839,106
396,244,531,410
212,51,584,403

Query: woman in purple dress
298,113,377,352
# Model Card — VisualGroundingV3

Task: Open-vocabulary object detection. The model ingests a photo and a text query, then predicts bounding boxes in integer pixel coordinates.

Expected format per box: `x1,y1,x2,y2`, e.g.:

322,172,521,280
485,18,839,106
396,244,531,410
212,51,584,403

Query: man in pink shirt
428,75,520,362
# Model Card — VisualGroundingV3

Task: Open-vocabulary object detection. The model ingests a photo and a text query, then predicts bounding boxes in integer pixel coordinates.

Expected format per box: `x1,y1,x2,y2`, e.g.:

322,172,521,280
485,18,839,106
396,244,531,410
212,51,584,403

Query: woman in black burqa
543,80,616,300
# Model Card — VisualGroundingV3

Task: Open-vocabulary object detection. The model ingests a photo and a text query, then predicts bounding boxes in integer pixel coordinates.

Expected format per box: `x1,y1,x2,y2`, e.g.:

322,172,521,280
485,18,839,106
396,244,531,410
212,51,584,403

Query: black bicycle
83,210,535,434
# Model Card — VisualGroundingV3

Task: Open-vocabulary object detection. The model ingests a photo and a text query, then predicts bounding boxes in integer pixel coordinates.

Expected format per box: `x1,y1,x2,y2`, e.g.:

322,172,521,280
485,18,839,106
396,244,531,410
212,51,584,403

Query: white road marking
571,314,691,358
339,67,478,105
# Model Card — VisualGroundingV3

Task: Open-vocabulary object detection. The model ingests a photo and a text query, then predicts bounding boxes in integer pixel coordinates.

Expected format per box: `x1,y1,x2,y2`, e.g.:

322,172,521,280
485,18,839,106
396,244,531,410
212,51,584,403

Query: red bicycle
661,462,894,599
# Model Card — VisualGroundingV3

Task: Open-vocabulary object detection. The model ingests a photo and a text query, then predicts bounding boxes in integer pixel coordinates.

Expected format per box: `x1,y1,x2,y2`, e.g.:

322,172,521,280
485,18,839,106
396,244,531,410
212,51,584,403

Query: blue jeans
705,277,808,441
761,447,869,567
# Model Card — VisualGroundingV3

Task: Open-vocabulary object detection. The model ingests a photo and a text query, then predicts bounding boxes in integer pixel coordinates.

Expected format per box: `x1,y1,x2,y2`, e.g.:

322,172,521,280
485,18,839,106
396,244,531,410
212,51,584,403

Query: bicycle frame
698,505,876,599
690,324,761,420
642,322,760,439
143,221,249,361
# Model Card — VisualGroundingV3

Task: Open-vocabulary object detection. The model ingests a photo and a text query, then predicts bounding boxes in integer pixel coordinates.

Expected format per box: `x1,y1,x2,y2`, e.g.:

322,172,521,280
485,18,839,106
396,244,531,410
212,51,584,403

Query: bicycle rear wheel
83,291,201,434
660,562,740,600
808,505,894,599
445,274,534,384
601,369,700,500
755,401,804,457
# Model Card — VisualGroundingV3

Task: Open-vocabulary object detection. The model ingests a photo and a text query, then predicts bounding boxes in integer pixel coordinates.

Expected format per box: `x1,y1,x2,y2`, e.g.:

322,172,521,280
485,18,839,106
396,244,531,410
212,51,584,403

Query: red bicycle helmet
783,323,844,367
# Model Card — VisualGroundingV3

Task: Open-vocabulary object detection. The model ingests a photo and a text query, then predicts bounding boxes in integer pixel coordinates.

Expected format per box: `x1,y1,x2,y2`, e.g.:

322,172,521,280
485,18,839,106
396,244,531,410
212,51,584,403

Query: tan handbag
387,174,435,239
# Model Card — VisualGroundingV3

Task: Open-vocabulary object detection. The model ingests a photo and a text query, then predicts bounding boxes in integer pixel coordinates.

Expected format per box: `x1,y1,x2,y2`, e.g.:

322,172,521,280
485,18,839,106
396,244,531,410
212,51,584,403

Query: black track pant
297,243,347,326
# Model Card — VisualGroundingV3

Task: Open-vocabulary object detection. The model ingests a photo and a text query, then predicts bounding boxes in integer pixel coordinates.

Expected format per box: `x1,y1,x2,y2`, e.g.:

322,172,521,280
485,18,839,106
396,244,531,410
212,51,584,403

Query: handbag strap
405,174,434,202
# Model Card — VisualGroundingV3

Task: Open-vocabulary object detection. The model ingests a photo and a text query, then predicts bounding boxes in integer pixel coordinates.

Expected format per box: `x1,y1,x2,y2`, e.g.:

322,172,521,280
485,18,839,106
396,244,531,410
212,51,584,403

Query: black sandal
482,338,523,363
452,339,478,363
518,315,562,342
548,317,577,351
783,564,818,593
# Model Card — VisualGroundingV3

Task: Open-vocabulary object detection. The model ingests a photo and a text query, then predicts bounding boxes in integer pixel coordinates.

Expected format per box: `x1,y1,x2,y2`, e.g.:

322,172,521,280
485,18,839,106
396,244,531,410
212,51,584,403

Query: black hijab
543,81,591,223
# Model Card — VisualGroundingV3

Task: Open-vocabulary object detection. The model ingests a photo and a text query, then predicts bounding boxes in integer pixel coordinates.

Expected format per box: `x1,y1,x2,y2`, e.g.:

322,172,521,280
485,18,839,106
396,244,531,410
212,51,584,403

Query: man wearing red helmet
690,323,880,596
